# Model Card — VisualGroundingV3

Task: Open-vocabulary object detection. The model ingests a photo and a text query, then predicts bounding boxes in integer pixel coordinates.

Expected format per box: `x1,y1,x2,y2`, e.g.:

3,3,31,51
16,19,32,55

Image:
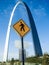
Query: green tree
10,58,14,65
42,54,49,65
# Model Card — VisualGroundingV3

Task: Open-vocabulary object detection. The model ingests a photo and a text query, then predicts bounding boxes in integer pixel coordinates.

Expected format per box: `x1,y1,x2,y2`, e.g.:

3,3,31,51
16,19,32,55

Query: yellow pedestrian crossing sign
13,19,30,37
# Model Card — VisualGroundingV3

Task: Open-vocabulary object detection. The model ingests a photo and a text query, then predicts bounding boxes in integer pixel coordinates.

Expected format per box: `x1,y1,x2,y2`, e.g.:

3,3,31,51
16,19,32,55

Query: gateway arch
3,1,42,62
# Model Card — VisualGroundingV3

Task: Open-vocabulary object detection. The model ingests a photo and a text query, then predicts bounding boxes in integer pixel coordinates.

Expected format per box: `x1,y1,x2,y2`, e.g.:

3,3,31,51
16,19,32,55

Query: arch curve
3,1,42,62
3,1,27,62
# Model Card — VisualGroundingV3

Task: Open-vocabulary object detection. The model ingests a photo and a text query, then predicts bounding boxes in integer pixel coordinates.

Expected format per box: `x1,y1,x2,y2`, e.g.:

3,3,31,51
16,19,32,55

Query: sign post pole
21,37,24,65
13,19,30,65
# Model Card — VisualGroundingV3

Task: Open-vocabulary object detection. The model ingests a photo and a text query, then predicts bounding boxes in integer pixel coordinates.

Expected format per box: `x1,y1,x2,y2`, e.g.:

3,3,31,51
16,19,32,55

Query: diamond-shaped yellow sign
13,19,30,37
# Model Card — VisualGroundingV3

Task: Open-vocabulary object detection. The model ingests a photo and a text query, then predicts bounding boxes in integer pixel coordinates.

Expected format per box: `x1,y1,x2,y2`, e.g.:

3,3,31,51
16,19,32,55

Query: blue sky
0,0,49,61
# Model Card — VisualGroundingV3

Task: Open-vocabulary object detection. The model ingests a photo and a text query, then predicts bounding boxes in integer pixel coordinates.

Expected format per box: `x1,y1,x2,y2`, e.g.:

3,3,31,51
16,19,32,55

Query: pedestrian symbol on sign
19,22,25,32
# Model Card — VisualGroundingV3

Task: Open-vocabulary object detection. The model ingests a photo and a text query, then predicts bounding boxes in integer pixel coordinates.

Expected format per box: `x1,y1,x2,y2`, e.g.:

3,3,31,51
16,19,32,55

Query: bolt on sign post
13,19,30,65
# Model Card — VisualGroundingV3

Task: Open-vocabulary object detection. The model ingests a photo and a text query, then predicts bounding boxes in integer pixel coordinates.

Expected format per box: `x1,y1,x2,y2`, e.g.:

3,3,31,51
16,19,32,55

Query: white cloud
30,1,33,4
0,5,12,15
33,7,47,17
14,40,32,49
8,40,35,60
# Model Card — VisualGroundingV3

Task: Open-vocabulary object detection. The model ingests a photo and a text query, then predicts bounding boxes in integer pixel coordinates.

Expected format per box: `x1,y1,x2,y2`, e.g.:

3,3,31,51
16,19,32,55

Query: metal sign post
21,37,24,65
13,19,30,65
